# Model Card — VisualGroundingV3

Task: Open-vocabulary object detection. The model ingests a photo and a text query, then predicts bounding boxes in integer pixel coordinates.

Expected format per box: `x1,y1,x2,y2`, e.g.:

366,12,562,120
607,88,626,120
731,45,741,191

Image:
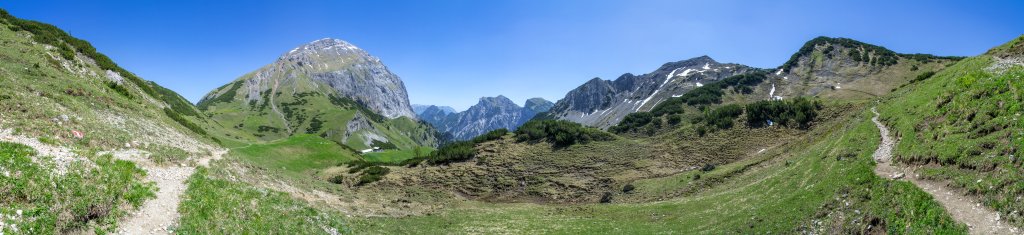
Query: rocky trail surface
114,148,227,235
871,107,1020,235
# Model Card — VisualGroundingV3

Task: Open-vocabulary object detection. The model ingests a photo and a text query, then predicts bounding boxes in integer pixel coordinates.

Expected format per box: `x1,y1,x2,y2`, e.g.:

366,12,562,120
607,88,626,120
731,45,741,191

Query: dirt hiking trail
871,107,1020,235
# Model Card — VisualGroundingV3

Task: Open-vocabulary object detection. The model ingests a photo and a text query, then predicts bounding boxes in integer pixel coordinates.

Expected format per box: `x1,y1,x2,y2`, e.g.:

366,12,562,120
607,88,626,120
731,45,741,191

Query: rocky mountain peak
478,95,518,108
283,38,367,57
547,54,752,129
525,98,554,113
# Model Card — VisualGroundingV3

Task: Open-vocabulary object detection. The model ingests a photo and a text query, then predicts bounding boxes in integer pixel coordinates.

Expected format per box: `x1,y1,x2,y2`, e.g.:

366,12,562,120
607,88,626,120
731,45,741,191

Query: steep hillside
545,56,755,129
0,9,220,233
876,35,1024,227
197,38,437,150
0,9,218,155
775,36,962,100
420,96,552,140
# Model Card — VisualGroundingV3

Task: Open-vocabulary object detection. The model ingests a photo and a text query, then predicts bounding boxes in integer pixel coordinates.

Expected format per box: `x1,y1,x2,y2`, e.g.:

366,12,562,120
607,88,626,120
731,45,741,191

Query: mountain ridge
421,96,552,140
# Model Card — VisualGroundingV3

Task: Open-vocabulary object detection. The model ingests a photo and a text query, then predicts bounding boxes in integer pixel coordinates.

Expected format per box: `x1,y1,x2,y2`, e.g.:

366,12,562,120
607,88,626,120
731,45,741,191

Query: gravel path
871,107,1020,234
114,148,228,234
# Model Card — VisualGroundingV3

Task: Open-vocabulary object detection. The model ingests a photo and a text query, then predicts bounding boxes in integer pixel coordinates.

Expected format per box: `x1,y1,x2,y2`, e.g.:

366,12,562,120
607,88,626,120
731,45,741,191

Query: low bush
105,81,132,99
471,128,508,143
705,104,743,129
357,166,390,185
426,141,477,165
515,120,614,148
744,97,820,129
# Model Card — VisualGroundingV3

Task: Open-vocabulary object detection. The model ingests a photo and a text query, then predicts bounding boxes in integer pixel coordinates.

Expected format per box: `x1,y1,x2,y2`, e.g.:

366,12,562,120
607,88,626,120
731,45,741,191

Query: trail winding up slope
871,107,1020,235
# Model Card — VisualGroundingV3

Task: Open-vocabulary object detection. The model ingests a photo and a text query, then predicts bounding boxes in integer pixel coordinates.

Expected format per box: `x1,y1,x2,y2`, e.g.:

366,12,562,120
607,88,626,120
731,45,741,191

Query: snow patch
636,68,682,111
680,68,698,77
696,82,704,87
775,69,783,75
769,83,776,99
702,62,711,70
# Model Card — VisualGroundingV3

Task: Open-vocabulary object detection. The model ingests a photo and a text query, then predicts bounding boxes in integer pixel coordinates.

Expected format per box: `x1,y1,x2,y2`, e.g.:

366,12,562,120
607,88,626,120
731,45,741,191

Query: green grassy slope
877,35,1024,227
232,134,360,177
0,142,155,233
177,168,349,234
0,9,218,156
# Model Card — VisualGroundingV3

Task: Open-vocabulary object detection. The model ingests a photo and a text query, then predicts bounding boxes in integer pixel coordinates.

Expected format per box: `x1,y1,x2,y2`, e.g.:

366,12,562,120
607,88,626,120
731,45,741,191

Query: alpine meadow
1,1,1023,234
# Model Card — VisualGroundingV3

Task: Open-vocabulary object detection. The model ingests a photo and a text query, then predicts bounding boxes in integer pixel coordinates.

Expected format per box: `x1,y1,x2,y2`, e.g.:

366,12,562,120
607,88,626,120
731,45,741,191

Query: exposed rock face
547,56,753,129
343,112,388,147
202,38,416,119
422,96,552,140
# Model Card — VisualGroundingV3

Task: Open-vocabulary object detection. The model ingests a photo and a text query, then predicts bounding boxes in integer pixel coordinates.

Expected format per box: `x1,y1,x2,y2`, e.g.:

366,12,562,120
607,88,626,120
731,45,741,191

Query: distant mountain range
544,37,960,130
412,104,456,115
543,56,754,128
420,96,553,140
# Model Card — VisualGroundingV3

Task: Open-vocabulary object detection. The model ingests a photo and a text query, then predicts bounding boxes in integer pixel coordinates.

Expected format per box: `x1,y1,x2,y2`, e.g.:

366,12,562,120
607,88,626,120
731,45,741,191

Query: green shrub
515,120,614,148
104,81,132,99
427,141,477,164
701,163,716,172
910,71,937,84
610,112,655,133
599,192,613,203
471,128,508,143
328,175,344,184
305,116,324,134
357,166,390,185
744,97,820,129
705,104,743,129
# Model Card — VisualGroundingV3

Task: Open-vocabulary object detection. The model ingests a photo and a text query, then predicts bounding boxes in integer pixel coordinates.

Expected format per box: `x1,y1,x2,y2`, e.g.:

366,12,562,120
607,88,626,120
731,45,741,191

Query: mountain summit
266,38,415,119
198,38,434,148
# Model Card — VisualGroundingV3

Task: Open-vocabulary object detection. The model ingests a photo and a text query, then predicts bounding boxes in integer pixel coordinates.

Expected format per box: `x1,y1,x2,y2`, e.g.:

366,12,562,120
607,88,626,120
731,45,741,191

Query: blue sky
2,1,1021,111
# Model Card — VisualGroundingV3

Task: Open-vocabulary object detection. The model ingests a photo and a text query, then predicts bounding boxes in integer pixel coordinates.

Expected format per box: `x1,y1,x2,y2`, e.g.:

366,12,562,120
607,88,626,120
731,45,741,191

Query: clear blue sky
2,1,1021,111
